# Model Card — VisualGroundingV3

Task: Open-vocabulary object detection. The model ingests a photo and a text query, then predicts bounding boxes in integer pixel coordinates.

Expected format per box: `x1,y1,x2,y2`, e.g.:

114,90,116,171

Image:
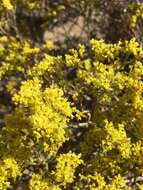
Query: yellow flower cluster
29,174,61,190
76,173,131,190
2,0,13,10
53,152,83,186
1,36,143,189
0,158,21,190
129,3,143,28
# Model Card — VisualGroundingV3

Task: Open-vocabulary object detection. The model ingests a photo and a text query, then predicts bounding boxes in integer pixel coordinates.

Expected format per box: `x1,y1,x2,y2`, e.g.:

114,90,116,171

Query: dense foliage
1,0,143,190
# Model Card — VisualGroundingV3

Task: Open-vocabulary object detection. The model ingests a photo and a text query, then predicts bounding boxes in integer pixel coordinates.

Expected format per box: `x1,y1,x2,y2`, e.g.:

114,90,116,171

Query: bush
1,1,143,190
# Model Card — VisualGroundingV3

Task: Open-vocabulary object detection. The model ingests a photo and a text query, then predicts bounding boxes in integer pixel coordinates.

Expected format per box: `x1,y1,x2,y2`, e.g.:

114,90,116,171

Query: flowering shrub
1,1,143,190
0,34,143,189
